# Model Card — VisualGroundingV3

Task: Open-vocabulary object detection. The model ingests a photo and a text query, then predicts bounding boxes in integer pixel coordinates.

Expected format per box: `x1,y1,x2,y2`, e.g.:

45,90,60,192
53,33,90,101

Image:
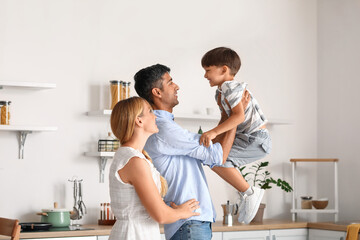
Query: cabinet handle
272,236,276,240
266,236,270,240
340,237,344,240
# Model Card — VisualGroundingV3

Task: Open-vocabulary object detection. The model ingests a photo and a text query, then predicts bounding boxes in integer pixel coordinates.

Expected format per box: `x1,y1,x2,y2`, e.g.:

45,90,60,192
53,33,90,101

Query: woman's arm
118,157,200,224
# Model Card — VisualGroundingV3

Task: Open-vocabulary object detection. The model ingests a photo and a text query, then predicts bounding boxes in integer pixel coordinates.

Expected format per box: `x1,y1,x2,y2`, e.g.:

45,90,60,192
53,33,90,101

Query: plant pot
251,203,266,223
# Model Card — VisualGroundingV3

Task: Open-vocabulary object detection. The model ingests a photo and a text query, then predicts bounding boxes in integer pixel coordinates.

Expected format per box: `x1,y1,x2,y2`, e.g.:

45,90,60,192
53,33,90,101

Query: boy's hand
200,130,217,147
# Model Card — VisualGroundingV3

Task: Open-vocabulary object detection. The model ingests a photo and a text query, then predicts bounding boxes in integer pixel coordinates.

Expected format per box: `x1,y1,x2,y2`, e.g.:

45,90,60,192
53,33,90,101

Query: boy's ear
222,65,229,74
151,88,162,98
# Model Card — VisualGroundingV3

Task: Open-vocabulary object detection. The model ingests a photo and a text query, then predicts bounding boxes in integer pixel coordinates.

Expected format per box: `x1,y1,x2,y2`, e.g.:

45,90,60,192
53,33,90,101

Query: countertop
1,219,355,239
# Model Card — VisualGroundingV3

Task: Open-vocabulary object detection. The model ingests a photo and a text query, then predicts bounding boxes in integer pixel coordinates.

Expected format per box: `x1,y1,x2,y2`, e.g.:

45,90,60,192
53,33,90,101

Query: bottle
198,126,203,134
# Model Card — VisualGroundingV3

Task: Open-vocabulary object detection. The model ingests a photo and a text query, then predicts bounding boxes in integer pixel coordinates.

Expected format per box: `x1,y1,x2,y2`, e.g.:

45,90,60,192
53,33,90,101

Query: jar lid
42,208,70,212
0,101,11,104
110,80,122,84
301,196,312,200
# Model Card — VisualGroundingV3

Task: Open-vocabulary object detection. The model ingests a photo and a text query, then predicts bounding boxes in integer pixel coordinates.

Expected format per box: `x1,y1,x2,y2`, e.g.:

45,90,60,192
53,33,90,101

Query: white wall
0,0,318,223
317,0,360,221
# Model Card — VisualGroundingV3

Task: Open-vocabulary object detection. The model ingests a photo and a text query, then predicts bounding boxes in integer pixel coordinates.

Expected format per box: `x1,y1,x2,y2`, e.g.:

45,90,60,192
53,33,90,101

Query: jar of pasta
0,101,11,125
110,80,123,109
122,82,131,100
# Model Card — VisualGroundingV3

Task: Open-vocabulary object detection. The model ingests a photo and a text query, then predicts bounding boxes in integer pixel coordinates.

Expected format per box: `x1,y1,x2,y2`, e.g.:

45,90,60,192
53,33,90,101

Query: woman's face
140,101,158,134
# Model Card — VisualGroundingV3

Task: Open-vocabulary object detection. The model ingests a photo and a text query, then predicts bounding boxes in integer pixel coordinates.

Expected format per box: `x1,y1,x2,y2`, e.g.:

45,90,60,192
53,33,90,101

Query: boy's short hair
134,64,170,104
201,47,241,76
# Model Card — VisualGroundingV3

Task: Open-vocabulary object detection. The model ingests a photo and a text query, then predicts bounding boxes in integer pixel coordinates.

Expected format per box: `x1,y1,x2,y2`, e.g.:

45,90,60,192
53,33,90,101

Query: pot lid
41,208,70,212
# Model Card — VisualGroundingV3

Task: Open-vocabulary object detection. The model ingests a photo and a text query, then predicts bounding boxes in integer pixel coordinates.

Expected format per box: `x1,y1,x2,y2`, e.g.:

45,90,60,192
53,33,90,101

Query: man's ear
151,88,162,98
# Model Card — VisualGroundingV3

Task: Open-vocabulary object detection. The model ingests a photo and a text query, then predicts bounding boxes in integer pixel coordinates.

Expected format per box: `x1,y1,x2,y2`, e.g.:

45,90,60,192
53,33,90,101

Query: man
134,64,249,240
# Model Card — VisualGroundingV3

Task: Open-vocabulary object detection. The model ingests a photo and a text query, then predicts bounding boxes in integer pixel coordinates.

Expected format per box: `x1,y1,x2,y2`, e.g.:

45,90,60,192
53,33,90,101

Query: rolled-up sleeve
149,120,223,168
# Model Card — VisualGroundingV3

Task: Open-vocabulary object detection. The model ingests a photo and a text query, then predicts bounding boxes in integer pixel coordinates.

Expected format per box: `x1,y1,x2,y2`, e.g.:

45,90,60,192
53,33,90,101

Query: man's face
158,72,180,109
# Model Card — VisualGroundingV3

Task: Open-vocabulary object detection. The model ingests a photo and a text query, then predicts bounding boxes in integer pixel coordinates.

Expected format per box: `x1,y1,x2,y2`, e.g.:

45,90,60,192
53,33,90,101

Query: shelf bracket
99,157,108,183
18,131,32,159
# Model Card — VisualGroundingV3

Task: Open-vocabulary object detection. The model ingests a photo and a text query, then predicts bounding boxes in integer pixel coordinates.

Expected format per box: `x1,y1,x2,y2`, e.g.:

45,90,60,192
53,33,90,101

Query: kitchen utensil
221,201,238,226
37,202,71,227
20,222,52,232
78,181,87,217
70,181,79,220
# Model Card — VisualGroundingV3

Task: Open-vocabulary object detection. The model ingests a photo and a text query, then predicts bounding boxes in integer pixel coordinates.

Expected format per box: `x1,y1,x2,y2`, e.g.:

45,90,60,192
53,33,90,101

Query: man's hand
199,130,218,147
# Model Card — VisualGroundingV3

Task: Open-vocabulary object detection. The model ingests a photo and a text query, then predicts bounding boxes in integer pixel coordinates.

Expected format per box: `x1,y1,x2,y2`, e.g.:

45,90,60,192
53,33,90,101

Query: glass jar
110,80,122,109
0,101,11,125
98,132,120,152
125,82,131,99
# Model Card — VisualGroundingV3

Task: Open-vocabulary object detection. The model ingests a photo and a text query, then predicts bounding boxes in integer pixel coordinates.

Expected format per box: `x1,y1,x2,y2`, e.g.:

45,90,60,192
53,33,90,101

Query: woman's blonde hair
110,97,168,197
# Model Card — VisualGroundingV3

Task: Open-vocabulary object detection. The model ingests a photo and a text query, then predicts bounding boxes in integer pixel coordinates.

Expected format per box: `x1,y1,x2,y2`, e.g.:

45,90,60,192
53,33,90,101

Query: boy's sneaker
237,194,246,223
243,186,264,224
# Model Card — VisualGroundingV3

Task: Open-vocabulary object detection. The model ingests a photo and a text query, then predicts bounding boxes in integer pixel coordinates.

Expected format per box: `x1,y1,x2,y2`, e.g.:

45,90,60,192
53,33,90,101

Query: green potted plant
238,161,293,223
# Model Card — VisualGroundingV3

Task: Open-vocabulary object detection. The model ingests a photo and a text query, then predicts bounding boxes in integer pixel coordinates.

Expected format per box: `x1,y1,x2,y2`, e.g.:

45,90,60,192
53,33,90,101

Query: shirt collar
154,110,174,120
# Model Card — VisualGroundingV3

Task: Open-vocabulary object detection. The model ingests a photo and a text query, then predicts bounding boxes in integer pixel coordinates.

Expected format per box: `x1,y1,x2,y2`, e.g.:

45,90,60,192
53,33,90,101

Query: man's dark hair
134,64,170,104
201,47,241,76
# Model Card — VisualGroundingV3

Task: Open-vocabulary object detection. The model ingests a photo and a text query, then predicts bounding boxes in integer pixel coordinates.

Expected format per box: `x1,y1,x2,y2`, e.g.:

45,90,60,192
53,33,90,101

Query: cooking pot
37,202,71,227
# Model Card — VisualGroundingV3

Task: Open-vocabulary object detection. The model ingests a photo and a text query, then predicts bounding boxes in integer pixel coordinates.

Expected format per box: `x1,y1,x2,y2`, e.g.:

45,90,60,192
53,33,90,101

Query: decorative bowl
312,198,329,209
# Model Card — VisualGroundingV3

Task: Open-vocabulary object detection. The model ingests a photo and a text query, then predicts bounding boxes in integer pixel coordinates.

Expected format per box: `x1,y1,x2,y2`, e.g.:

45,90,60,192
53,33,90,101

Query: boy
200,47,272,223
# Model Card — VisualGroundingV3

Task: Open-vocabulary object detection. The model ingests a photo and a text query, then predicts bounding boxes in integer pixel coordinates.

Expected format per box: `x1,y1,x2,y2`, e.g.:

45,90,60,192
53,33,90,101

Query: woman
109,97,200,240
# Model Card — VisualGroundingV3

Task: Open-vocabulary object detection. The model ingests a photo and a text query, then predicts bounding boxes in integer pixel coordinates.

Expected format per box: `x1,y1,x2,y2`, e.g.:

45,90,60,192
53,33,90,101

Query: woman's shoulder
114,147,145,163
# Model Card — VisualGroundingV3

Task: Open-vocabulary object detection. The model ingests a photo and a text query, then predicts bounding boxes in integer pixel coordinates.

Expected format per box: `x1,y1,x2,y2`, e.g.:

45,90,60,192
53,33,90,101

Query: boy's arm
200,91,249,147
212,126,236,164
212,90,250,163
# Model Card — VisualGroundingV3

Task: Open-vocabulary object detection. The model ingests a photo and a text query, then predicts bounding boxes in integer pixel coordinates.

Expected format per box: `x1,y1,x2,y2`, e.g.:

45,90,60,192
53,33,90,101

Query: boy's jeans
169,220,212,240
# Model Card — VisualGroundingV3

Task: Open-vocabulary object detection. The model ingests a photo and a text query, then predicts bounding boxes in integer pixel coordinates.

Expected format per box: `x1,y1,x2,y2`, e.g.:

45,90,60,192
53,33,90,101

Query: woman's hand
170,199,200,219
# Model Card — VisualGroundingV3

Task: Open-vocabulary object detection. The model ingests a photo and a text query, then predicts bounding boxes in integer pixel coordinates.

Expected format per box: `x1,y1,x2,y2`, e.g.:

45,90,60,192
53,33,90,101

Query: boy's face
203,65,226,87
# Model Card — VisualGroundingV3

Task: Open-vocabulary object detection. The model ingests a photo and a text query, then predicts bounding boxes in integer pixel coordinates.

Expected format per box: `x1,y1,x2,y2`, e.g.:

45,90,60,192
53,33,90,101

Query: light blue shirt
144,110,223,240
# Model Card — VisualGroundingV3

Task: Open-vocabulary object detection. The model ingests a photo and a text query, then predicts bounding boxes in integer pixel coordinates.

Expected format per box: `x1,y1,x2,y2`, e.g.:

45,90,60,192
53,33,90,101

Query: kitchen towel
346,224,360,240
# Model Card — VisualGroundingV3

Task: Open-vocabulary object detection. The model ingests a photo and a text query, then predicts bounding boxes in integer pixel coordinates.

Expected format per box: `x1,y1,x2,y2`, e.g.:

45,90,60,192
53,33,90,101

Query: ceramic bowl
312,198,329,209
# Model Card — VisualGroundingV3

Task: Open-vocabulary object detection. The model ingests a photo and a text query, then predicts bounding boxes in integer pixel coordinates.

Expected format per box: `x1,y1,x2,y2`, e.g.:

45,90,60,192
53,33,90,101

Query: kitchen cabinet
222,230,269,240
96,236,108,240
0,81,57,159
97,232,217,240
308,229,346,240
25,237,96,240
222,228,308,240
270,228,308,240
290,159,339,222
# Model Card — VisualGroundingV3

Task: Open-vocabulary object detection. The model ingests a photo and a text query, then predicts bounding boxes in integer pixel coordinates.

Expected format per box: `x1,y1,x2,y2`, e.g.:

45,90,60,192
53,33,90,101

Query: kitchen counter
0,219,354,239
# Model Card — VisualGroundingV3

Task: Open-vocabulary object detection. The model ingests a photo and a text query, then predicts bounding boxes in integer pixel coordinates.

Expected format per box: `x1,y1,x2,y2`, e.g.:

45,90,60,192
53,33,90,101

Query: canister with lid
110,80,123,109
121,82,130,100
0,101,11,125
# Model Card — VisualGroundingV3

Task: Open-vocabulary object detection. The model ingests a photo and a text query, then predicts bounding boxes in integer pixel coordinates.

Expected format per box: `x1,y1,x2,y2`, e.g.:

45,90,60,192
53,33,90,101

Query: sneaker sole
237,199,246,223
244,189,264,224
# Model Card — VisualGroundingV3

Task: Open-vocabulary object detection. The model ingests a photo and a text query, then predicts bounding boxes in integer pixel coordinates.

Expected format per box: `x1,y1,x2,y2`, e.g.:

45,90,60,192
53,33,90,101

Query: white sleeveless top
108,147,162,240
